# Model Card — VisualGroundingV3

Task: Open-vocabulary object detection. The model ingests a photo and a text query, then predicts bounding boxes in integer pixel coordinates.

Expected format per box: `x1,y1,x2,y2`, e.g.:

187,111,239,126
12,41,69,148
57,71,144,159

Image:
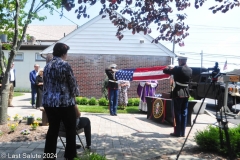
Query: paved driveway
3,93,237,160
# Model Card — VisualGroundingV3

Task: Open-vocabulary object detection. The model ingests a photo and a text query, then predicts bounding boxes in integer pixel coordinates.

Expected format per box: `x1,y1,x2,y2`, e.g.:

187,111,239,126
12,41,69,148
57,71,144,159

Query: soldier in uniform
105,64,119,116
163,55,192,137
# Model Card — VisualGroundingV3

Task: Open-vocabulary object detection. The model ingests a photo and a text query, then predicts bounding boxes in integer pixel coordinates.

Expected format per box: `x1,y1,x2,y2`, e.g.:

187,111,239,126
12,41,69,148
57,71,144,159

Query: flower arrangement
13,114,21,121
31,121,39,130
8,123,18,132
21,129,30,135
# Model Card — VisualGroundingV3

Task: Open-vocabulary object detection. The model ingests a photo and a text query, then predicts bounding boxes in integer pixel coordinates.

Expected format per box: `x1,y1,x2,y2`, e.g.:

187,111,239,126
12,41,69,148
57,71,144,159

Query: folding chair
58,122,85,150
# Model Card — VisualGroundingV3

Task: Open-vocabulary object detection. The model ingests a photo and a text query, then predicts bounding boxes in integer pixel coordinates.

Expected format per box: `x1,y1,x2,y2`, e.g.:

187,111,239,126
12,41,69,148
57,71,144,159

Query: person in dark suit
8,62,16,107
35,68,44,109
29,64,39,108
163,55,192,137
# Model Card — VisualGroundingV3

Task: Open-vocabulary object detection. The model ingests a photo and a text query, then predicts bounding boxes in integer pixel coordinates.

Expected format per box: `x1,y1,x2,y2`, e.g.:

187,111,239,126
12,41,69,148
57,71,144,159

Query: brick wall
47,54,172,98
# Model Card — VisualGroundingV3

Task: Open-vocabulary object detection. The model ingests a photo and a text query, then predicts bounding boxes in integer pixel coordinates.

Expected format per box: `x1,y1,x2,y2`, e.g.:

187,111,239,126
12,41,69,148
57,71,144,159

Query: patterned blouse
42,56,80,107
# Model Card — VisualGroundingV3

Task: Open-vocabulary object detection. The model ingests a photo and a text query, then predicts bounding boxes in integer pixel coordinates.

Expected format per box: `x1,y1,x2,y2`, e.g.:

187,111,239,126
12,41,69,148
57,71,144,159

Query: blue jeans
173,98,188,136
109,89,119,115
31,84,37,105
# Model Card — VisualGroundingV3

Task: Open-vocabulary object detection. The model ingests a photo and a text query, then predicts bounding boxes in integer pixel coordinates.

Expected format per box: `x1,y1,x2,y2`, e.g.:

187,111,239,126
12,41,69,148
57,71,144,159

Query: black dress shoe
110,114,114,116
76,144,81,149
170,133,181,137
114,114,117,116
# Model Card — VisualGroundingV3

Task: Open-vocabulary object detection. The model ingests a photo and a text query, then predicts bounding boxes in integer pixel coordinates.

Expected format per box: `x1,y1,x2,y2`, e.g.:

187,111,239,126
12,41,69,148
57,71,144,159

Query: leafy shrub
98,97,109,106
228,125,240,157
194,125,220,152
76,97,81,105
133,98,140,106
74,150,107,160
0,130,3,136
189,96,195,101
194,125,240,158
88,97,97,105
76,97,88,105
127,98,135,106
36,117,42,121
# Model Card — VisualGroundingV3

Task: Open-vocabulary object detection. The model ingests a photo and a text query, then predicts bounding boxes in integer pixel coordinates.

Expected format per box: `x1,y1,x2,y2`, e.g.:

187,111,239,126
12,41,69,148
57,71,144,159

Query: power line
150,25,240,30
173,51,240,66
189,24,240,30
175,51,240,57
53,9,80,27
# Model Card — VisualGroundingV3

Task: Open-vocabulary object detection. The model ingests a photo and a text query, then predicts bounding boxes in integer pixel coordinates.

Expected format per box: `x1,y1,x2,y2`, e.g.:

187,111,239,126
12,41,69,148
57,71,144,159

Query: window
35,53,46,61
13,52,24,61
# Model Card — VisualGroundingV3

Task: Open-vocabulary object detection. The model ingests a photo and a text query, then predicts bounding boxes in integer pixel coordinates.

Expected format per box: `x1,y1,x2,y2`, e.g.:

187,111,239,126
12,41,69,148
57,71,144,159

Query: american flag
115,66,170,81
223,60,227,70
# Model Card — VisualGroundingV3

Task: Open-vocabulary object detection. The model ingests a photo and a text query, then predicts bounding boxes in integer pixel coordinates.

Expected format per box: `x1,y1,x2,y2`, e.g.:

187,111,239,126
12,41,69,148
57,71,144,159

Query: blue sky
31,1,240,72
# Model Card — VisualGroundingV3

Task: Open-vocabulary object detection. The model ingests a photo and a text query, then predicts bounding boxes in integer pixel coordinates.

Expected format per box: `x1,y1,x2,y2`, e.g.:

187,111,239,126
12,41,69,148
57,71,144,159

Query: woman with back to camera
42,43,80,160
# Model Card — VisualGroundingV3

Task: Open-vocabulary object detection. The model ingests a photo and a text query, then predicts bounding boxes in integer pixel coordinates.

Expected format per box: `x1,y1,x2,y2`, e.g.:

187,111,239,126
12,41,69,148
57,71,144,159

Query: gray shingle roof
26,25,78,41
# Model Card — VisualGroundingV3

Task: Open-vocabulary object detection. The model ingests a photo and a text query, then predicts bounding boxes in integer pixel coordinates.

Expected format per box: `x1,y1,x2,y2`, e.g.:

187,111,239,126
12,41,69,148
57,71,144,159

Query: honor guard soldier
105,64,119,116
163,54,192,137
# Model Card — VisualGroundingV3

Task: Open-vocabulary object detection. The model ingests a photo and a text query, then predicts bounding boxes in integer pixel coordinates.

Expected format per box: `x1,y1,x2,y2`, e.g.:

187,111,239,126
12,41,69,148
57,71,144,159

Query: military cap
109,64,117,68
175,53,188,61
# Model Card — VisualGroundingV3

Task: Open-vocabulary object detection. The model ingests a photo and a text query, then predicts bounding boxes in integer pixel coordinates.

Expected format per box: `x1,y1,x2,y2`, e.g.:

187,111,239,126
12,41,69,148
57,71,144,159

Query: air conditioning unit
0,34,8,43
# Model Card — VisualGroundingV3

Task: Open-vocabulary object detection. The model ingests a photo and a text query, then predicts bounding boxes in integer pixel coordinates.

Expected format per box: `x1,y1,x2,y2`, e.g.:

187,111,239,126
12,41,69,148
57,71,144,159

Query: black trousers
36,88,42,108
76,117,91,146
44,106,76,160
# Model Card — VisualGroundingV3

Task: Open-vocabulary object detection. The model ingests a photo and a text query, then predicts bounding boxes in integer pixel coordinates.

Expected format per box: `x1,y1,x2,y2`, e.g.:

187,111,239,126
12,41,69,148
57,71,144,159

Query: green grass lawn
78,105,141,114
13,92,24,97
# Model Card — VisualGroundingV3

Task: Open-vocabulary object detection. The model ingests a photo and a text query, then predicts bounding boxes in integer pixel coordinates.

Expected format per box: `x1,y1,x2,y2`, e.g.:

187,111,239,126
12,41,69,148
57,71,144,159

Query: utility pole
172,36,175,65
200,50,203,74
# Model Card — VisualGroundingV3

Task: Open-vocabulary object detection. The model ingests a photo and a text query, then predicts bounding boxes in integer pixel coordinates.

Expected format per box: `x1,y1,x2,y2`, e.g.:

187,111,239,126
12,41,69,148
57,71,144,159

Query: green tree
0,0,62,125
63,0,239,46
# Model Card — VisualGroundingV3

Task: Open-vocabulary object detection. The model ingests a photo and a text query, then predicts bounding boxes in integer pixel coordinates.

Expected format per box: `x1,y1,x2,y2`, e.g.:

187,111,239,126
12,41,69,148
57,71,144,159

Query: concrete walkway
1,93,237,160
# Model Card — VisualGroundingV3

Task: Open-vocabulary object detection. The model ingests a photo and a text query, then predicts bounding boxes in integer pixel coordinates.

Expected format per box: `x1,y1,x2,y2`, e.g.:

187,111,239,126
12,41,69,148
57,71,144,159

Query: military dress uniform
163,56,192,137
